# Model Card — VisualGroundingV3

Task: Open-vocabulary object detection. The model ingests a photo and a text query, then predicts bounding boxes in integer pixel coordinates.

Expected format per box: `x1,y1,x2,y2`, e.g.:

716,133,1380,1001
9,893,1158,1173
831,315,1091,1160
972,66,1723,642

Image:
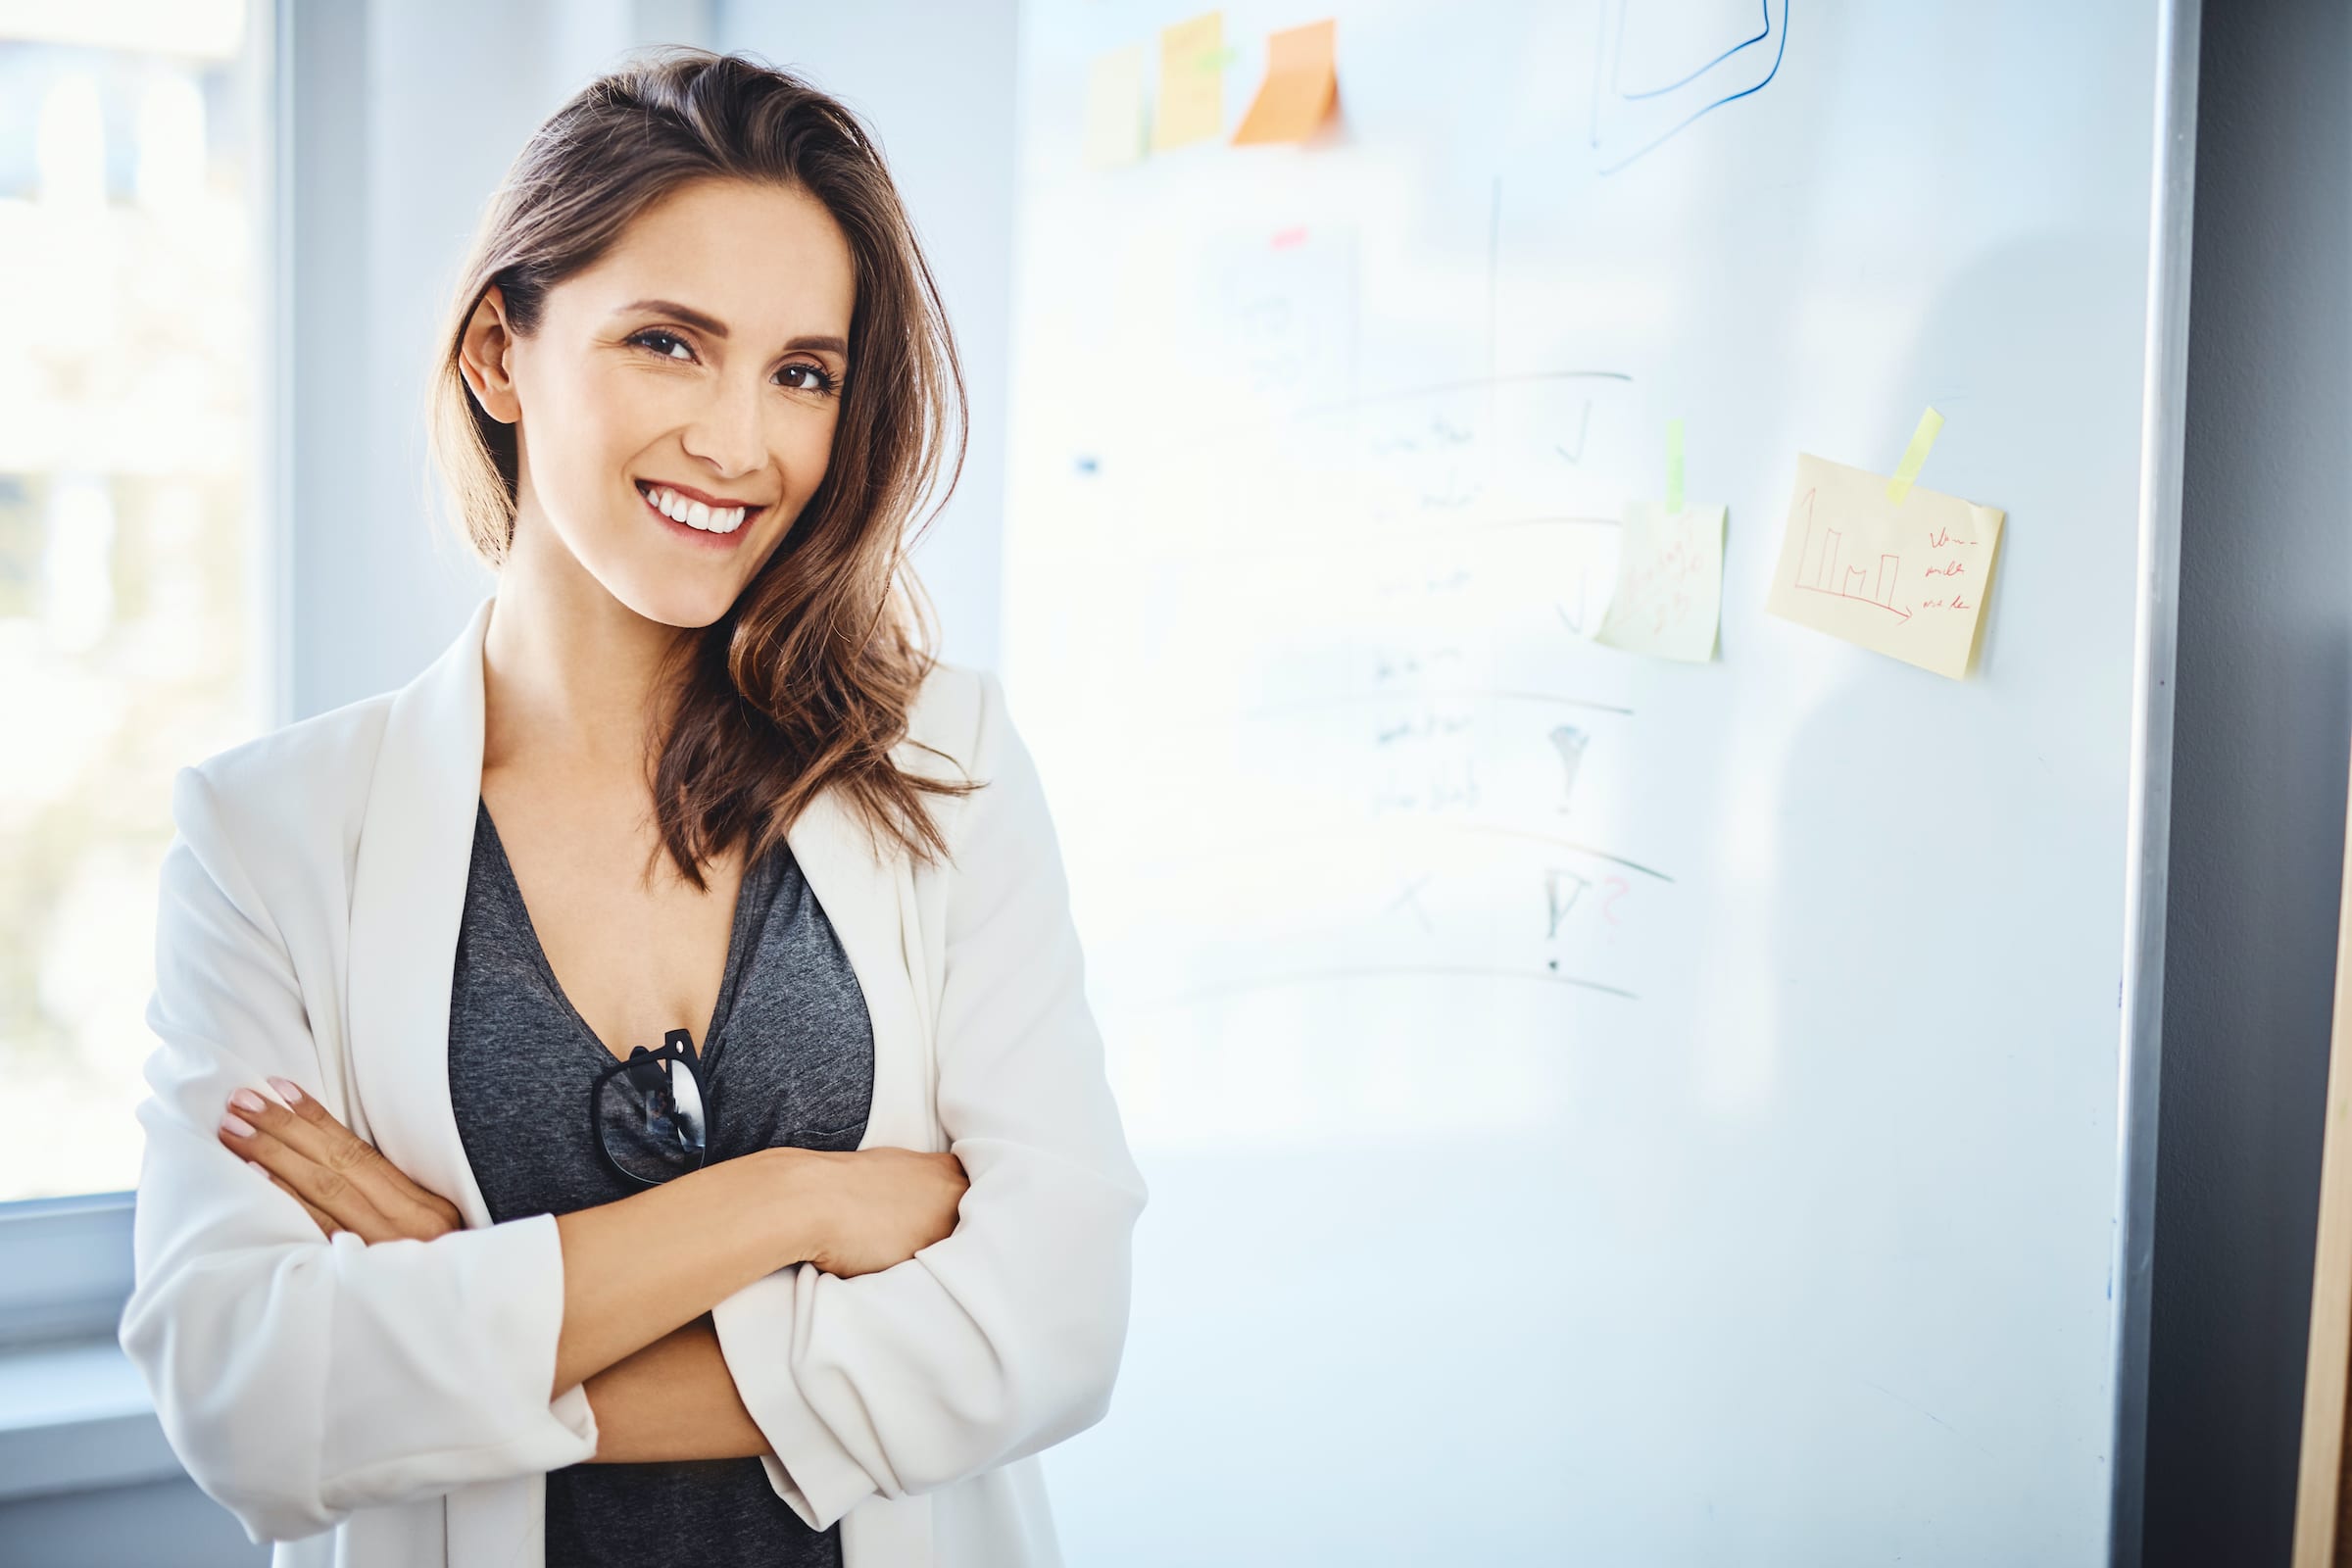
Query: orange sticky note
1233,19,1337,144
1153,13,1226,151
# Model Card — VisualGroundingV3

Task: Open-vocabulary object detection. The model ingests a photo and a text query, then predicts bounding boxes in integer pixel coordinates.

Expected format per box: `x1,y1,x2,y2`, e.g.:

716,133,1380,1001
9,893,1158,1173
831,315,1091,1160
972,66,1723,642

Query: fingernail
228,1088,266,1114
267,1075,304,1104
220,1112,255,1138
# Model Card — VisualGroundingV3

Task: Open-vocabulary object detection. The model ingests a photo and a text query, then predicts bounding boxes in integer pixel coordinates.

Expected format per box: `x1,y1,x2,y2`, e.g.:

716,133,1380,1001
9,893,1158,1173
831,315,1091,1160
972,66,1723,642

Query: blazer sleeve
115,765,599,1544
708,670,1151,1531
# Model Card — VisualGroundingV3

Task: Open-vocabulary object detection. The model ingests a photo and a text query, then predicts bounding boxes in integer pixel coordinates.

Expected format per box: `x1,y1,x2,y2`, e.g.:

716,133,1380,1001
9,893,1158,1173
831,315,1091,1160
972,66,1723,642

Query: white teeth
643,484,747,534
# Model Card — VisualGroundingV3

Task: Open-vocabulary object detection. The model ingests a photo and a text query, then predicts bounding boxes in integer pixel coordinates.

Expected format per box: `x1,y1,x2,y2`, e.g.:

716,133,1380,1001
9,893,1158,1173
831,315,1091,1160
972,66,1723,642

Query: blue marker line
1594,0,1790,176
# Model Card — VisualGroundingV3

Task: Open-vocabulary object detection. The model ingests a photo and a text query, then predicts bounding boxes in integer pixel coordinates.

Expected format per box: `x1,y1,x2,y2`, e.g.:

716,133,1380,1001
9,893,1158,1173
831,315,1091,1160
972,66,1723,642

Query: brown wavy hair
425,47,981,888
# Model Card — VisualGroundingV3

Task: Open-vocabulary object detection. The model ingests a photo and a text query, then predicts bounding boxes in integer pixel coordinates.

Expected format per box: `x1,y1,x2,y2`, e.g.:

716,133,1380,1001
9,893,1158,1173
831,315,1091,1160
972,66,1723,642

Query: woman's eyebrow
615,298,846,354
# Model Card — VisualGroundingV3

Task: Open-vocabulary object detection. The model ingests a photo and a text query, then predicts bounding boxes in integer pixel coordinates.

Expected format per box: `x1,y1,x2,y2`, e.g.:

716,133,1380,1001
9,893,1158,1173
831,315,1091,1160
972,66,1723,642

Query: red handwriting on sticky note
1595,502,1727,662
1233,19,1337,145
1763,453,2005,679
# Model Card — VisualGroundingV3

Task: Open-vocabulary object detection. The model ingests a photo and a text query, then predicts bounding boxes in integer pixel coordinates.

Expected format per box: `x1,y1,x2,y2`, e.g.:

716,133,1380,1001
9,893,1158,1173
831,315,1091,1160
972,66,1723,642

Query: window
1,0,269,1213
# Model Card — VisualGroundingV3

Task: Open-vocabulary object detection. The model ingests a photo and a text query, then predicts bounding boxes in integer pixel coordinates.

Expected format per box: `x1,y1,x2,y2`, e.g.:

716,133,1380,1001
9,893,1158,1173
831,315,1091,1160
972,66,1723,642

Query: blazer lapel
784,779,936,1155
346,594,544,1566
347,592,499,1227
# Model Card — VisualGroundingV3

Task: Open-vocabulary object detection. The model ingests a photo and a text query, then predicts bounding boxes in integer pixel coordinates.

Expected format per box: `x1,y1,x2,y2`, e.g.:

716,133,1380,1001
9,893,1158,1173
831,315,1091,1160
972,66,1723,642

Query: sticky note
1232,19,1337,144
1153,13,1226,151
1764,453,2004,679
1082,45,1148,170
1596,502,1727,663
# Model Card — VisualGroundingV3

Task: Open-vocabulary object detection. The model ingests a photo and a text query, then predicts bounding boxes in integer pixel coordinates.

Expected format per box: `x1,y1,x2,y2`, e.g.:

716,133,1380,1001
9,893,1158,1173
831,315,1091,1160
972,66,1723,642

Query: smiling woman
117,45,1145,1568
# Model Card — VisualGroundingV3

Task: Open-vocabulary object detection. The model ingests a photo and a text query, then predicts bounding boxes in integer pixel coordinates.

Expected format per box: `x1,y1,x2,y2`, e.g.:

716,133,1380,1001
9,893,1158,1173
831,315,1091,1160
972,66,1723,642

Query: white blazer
117,593,1148,1567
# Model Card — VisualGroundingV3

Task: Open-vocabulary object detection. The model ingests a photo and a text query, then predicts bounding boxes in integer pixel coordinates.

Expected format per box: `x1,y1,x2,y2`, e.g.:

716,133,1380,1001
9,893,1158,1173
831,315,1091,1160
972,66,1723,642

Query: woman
117,48,1146,1568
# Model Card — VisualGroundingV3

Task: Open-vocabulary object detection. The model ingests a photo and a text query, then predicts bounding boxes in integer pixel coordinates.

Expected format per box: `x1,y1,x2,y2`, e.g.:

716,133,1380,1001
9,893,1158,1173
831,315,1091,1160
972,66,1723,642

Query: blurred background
0,0,266,1210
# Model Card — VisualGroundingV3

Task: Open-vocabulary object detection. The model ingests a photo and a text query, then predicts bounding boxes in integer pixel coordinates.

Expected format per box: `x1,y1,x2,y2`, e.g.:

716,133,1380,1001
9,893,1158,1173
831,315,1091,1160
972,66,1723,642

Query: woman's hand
217,1077,463,1244
783,1147,969,1278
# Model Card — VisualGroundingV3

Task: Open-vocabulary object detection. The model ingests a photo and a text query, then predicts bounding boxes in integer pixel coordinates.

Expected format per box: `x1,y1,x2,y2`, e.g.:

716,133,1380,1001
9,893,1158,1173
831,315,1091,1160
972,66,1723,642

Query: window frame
0,1193,135,1349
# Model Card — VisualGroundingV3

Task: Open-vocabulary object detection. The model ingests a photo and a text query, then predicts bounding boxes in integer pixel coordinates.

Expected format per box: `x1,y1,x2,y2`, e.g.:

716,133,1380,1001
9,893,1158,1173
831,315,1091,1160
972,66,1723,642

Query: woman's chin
601,568,740,633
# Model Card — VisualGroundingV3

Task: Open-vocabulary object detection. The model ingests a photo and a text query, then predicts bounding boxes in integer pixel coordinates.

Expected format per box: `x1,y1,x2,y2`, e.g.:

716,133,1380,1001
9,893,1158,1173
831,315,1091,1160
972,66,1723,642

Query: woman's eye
630,329,694,361
631,330,834,395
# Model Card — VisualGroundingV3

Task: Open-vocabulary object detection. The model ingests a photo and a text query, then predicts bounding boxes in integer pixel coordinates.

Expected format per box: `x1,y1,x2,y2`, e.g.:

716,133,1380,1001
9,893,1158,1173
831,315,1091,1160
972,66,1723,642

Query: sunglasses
589,1026,713,1187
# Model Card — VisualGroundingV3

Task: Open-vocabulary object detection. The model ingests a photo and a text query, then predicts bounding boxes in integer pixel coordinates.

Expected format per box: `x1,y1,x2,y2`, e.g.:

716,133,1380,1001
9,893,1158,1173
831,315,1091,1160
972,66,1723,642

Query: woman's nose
679,378,769,477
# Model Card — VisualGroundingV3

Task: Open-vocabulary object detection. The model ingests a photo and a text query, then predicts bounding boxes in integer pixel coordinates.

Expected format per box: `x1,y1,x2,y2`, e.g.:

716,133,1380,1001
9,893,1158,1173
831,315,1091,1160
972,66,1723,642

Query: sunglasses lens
597,1052,708,1184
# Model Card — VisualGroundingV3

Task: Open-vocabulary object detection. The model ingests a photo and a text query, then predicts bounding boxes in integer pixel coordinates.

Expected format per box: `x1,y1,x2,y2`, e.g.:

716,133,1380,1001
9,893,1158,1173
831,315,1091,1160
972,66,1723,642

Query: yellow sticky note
1764,453,2005,679
1153,13,1225,151
1082,45,1148,170
1596,502,1727,663
1232,19,1336,144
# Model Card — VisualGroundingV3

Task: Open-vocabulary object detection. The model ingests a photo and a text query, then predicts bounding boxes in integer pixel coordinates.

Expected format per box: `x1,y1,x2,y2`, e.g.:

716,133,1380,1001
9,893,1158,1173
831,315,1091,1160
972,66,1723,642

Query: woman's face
461,176,857,628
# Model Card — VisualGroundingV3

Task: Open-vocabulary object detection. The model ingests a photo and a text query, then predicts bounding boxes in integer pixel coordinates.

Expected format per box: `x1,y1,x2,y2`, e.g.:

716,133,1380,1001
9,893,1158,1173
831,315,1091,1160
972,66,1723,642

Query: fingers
217,1078,461,1243
266,1076,463,1236
218,1084,399,1244
246,1157,338,1237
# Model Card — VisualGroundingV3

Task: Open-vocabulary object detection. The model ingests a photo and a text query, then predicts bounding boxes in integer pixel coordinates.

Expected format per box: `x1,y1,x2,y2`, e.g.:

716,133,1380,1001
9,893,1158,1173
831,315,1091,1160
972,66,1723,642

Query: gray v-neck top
448,796,875,1567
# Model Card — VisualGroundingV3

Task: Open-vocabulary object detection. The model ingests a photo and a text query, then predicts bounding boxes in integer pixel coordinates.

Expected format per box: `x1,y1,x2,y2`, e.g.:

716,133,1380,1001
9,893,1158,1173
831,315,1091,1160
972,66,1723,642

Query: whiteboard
1001,3,2189,1562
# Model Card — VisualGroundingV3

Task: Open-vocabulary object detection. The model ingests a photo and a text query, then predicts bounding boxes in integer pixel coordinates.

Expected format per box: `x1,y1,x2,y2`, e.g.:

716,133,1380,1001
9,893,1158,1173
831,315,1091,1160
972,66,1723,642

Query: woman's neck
480,514,690,781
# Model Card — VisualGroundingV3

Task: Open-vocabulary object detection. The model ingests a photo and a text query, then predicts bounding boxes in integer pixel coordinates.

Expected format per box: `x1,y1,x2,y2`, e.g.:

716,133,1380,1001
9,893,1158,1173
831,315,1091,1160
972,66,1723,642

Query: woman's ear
458,284,521,424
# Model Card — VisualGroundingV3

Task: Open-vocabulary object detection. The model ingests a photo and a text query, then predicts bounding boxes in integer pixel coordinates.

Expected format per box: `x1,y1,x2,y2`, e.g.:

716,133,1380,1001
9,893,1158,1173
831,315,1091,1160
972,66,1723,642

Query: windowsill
0,1336,186,1501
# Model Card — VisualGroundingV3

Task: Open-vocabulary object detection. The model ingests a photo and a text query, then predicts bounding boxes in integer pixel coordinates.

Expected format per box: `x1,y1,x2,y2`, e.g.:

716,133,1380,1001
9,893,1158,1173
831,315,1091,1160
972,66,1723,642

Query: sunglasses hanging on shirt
589,1026,711,1187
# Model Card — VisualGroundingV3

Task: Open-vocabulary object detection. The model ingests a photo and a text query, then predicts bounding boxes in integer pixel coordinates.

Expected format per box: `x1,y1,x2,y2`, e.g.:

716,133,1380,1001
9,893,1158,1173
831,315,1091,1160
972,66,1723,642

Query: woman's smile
635,476,760,550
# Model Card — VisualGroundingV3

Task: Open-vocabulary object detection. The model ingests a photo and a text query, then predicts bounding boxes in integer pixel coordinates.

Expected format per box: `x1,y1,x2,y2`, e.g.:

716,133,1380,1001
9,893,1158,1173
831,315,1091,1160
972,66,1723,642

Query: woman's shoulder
172,690,397,875
898,656,1004,783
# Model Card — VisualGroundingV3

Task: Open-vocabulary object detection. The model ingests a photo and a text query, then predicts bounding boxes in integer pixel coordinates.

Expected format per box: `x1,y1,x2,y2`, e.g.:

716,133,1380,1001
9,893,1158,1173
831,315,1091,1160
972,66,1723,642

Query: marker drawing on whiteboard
1554,400,1594,465
1590,0,1789,175
1383,874,1438,934
1468,825,1674,884
1373,710,1473,746
1150,965,1640,1009
1545,868,1593,938
1548,724,1590,805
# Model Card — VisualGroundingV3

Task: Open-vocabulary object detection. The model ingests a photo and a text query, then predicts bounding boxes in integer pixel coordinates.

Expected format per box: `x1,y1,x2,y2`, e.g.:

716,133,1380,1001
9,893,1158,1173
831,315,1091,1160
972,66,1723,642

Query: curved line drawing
1614,0,1772,100
1591,0,1790,175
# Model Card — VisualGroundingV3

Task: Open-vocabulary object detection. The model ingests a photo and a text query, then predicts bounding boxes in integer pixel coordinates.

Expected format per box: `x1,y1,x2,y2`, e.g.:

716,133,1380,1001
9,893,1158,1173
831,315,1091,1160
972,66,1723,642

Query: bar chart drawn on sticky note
1764,453,2004,679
